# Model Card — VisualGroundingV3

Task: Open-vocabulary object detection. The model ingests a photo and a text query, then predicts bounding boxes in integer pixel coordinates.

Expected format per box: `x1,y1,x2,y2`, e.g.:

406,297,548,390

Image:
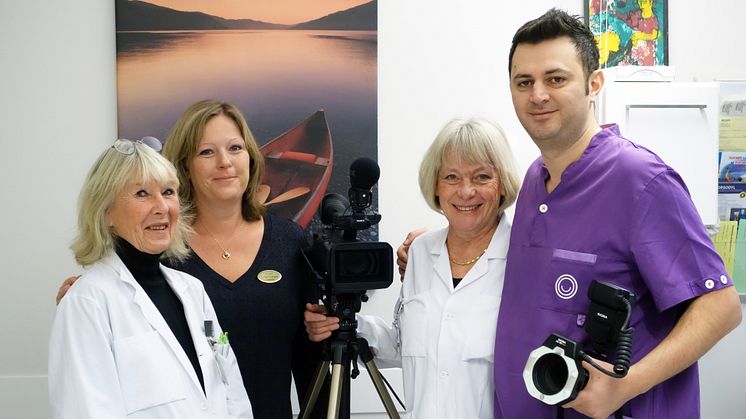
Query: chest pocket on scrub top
113,330,187,414
397,294,428,358
540,248,598,314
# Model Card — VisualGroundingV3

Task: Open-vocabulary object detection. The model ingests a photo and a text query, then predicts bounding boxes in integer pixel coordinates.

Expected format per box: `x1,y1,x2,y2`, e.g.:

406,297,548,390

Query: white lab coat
48,253,253,419
357,214,509,419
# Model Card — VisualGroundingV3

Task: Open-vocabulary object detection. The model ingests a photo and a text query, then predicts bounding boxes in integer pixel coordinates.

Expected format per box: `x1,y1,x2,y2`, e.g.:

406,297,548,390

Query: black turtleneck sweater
115,237,205,393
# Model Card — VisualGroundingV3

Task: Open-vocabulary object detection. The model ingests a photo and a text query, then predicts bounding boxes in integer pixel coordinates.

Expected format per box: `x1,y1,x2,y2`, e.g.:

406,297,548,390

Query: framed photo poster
585,0,668,67
114,0,378,233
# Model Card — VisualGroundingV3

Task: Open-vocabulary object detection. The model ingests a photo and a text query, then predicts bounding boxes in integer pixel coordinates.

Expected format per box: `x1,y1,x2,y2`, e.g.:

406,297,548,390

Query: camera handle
299,335,403,419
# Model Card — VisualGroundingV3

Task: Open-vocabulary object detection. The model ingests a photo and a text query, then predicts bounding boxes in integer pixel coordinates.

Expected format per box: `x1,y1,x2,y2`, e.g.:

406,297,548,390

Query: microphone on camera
348,157,379,212
349,157,380,191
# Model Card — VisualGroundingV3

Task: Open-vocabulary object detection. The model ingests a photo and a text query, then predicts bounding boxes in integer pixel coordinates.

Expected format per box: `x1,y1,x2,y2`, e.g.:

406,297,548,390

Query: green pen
218,331,229,345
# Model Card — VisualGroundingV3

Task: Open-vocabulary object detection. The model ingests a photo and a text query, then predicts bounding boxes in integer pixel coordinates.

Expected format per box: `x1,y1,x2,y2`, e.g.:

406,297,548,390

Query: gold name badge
257,270,282,284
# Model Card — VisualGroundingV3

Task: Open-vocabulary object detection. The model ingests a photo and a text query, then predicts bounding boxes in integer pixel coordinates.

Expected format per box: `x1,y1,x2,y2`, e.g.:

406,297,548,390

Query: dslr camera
523,280,636,406
303,157,393,328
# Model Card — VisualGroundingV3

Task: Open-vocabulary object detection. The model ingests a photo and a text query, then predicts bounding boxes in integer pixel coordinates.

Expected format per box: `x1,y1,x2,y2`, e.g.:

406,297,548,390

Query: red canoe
259,109,334,228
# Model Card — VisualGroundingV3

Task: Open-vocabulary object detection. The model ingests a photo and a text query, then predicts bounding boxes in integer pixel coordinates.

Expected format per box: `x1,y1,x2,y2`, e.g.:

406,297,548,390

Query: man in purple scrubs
493,8,742,419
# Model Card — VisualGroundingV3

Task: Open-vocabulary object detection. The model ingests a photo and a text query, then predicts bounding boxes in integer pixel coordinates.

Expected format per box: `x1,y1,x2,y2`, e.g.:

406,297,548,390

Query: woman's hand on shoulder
397,228,427,281
303,303,339,342
56,275,80,305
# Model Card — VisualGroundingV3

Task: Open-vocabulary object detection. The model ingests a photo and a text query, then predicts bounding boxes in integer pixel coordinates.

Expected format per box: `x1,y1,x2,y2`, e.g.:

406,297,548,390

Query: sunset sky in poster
140,0,371,25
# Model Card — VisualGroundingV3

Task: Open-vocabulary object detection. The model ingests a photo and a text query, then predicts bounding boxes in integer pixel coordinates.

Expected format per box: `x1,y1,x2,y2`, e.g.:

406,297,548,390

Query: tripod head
327,292,366,334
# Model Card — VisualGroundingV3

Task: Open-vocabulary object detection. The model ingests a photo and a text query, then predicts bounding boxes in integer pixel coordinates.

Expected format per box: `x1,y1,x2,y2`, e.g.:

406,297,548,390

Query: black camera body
523,280,636,406
304,228,393,295
303,158,393,330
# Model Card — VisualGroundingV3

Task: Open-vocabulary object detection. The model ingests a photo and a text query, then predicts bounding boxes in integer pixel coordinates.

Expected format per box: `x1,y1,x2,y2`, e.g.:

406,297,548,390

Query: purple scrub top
493,125,731,418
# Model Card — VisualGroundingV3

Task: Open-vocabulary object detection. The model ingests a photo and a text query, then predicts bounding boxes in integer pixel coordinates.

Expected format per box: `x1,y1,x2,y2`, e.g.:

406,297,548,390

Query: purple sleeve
630,170,731,312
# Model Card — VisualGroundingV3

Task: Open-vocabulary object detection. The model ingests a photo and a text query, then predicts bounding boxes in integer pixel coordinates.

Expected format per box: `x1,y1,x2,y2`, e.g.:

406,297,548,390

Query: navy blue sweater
169,214,325,419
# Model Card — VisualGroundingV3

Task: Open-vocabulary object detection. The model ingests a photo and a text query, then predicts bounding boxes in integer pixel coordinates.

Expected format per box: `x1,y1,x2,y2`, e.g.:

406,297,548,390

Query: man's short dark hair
508,8,600,91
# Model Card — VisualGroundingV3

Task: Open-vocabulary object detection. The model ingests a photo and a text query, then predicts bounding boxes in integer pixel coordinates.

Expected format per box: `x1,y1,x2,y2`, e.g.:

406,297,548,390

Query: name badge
257,270,282,284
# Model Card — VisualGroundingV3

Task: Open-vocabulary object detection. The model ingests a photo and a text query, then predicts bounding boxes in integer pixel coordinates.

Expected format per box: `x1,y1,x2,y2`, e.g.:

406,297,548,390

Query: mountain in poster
291,0,376,30
116,0,376,31
115,0,285,30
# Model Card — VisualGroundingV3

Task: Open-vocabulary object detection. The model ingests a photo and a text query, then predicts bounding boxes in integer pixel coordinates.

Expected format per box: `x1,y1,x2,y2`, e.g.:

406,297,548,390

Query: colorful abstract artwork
585,0,668,67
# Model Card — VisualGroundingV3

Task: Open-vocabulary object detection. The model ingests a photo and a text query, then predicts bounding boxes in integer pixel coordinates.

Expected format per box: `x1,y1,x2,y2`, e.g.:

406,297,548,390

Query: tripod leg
327,362,344,419
325,339,350,419
357,338,401,419
299,360,331,419
363,359,401,419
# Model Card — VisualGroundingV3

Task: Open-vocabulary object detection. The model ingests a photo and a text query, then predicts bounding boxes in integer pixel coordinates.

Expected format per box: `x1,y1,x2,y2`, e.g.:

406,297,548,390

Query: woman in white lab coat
48,138,252,419
304,118,521,419
55,101,326,419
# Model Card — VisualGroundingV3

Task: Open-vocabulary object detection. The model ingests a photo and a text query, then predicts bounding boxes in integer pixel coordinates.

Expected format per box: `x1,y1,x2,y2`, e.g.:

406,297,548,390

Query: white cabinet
599,80,720,226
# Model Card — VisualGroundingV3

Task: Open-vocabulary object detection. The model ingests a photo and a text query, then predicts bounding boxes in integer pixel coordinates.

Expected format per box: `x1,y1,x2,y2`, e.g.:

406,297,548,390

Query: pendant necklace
202,224,232,260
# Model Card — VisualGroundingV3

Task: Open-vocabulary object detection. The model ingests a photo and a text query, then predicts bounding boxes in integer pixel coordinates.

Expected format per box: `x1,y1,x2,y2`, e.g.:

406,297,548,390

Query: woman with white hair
56,101,327,419
304,118,521,419
48,138,252,419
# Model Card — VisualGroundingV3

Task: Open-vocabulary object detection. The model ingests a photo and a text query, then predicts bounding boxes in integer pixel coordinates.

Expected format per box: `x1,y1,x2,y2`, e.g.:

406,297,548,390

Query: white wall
0,1,118,418
0,1,744,418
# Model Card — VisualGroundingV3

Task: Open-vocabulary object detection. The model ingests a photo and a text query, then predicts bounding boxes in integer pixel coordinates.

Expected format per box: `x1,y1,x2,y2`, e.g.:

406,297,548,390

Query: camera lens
327,242,393,292
339,251,376,276
532,353,568,396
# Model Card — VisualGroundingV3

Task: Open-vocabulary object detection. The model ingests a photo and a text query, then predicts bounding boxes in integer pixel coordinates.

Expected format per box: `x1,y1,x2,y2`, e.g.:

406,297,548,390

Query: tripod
299,327,401,419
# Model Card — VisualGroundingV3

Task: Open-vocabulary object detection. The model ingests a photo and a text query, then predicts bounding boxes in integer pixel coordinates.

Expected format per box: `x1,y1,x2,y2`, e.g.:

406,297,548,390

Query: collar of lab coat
429,212,511,291
100,252,208,398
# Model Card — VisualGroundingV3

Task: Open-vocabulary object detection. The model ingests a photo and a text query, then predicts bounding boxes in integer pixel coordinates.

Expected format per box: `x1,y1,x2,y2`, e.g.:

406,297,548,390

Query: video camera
303,157,393,324
523,280,636,406
298,158,402,418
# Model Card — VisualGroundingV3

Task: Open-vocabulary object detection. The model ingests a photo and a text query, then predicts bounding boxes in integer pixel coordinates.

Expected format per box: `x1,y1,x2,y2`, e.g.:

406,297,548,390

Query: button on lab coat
48,253,253,419
357,215,509,419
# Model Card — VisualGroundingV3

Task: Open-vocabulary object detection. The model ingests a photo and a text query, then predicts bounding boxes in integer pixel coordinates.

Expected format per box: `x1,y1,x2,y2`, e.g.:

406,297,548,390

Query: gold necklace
450,248,487,266
201,224,232,260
